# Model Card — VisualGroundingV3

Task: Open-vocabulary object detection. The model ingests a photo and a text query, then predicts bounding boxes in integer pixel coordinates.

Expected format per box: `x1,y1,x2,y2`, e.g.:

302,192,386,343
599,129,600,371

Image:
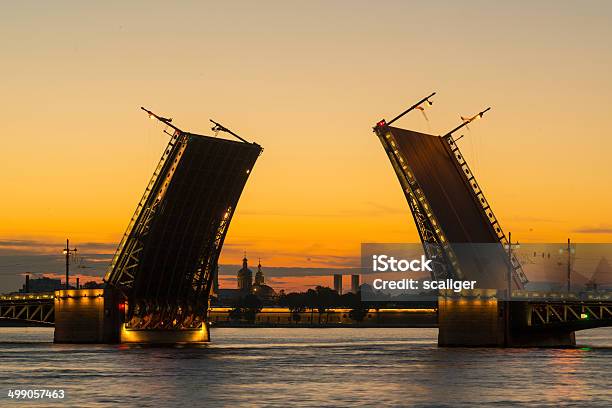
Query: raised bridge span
51,110,262,343
373,93,611,346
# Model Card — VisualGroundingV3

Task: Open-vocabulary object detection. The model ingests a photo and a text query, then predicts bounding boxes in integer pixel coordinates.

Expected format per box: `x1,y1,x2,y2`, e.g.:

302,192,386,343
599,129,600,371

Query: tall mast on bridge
140,107,256,145
374,92,436,129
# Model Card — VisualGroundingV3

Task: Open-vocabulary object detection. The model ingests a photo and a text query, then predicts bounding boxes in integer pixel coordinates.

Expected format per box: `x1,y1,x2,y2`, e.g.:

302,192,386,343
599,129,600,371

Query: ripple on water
0,327,610,407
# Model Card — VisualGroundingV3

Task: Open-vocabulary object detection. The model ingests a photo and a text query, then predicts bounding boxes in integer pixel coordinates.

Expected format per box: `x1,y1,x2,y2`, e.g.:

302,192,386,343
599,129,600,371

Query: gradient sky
1,1,612,291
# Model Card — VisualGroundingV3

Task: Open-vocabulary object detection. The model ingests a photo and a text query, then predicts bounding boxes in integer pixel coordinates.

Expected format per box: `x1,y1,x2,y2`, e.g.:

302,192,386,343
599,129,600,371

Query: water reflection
0,327,610,407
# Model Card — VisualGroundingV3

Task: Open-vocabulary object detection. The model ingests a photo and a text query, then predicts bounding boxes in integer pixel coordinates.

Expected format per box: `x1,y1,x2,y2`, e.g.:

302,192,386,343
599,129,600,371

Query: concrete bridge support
53,288,123,343
438,291,576,347
53,288,210,344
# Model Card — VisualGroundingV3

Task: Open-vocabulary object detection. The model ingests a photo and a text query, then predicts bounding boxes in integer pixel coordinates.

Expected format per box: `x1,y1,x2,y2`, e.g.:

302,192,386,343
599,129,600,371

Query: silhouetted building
334,274,342,295
351,274,360,293
254,259,264,286
360,282,374,296
20,276,63,293
82,281,105,289
212,255,277,305
237,253,253,293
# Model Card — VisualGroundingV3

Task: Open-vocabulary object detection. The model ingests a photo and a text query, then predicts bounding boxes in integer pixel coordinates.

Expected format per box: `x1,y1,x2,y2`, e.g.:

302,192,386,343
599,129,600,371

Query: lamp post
558,238,574,293
566,238,573,293
63,239,77,290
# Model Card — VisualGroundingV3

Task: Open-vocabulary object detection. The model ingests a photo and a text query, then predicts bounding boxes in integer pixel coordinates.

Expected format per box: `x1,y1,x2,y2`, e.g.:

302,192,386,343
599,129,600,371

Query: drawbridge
2,98,610,347
373,93,611,346
51,109,262,343
373,93,527,291
103,109,262,332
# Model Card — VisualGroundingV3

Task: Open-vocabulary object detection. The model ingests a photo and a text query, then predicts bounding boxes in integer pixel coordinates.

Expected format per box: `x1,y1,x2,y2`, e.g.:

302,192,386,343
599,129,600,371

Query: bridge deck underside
526,301,612,331
106,132,261,329
131,135,260,304
390,127,509,289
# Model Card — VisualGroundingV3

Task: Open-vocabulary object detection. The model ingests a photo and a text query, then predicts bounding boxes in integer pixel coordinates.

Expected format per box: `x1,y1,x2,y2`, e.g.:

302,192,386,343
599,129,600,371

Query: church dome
237,254,253,292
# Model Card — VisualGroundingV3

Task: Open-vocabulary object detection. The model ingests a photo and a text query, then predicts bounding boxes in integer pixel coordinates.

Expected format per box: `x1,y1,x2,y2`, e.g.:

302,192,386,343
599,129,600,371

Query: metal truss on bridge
528,301,612,329
0,294,54,325
442,134,528,287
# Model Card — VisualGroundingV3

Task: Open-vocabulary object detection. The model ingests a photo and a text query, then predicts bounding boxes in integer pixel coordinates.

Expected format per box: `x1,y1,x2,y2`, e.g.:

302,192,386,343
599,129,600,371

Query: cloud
220,246,360,269
573,226,612,234
505,215,559,223
0,239,41,247
0,251,110,292
0,238,118,255
77,242,118,252
218,264,361,278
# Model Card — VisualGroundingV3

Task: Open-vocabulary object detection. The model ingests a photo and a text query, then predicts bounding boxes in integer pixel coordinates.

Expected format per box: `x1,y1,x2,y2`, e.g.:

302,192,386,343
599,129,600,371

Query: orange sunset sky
1,2,612,287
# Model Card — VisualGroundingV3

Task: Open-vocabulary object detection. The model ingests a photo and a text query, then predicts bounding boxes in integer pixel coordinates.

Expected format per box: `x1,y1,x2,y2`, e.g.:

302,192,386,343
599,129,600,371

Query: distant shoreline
210,322,437,328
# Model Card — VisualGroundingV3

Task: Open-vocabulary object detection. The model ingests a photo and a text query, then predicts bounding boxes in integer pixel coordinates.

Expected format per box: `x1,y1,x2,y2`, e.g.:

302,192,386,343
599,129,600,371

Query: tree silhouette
230,294,263,323
273,286,371,324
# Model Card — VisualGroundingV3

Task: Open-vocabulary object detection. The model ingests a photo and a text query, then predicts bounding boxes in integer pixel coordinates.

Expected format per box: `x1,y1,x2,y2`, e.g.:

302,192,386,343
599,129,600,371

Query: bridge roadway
2,291,610,334
512,291,612,332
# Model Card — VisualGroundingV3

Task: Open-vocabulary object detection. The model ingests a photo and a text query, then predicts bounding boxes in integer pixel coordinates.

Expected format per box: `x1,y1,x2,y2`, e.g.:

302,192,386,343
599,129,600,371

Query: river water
0,327,610,407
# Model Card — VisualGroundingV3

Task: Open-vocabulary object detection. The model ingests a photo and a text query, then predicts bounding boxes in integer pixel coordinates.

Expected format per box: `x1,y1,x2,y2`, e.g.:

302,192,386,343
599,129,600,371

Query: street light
63,239,77,290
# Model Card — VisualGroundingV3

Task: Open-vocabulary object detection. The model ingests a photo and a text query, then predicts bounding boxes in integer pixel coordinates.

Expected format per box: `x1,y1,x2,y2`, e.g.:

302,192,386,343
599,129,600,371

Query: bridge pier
438,290,505,346
438,291,576,347
120,324,209,343
54,288,123,343
54,288,210,344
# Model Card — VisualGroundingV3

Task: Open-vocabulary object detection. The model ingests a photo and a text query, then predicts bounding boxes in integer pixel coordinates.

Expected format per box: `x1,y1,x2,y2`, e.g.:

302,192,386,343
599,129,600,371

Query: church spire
237,250,252,292
254,257,264,285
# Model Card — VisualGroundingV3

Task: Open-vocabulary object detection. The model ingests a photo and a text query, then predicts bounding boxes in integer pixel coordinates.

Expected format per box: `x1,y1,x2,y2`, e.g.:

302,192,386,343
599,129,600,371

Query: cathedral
237,254,276,302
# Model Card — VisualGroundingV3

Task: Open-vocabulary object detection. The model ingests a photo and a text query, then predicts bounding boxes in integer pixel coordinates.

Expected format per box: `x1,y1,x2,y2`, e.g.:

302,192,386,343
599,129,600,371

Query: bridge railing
0,293,55,302
0,293,55,325
528,301,612,327
512,290,612,301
